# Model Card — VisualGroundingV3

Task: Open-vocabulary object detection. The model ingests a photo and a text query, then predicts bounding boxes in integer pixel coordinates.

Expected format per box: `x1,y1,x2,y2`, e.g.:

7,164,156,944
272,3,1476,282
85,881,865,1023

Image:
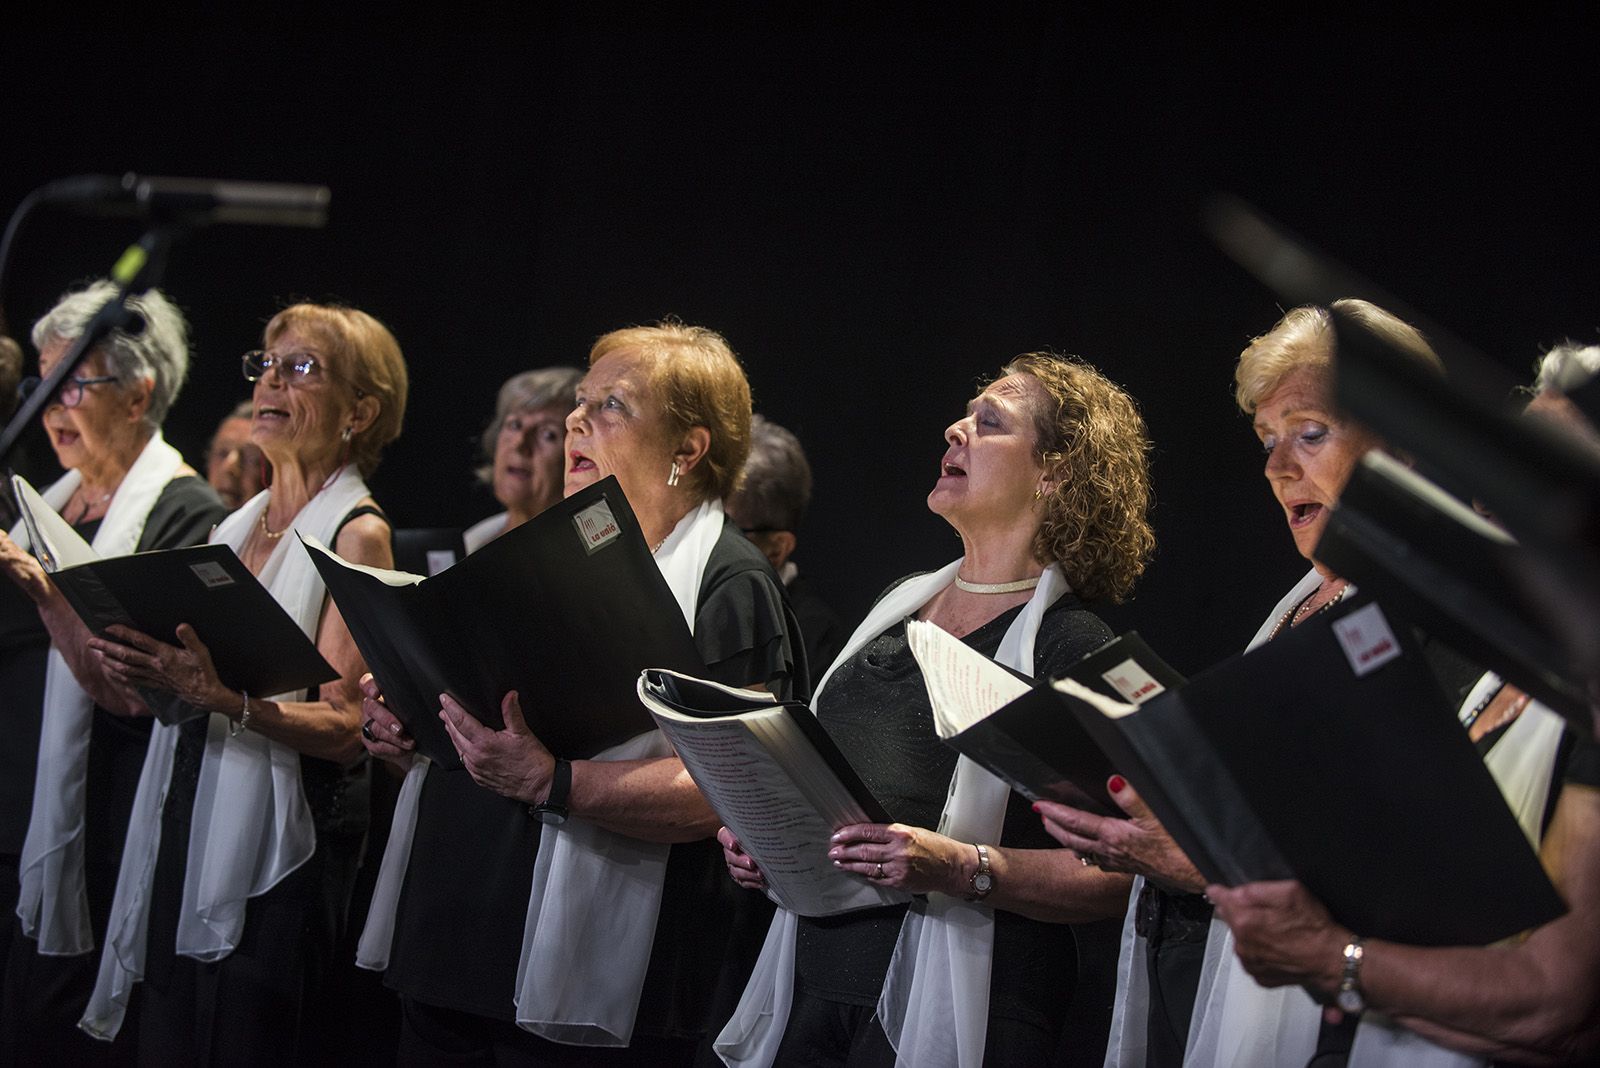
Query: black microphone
40,173,330,228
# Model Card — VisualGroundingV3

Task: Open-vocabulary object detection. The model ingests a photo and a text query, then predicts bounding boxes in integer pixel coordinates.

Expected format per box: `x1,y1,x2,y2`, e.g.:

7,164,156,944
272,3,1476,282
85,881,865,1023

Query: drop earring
667,461,681,488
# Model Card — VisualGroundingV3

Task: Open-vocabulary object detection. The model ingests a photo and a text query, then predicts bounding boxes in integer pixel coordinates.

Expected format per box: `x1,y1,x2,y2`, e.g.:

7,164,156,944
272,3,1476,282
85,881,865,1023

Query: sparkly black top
794,587,1112,1033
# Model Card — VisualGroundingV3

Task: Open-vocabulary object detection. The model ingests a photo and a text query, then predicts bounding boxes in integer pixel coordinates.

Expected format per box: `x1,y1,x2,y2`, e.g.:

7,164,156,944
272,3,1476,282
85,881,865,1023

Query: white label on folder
1332,602,1400,677
573,500,621,554
189,560,235,589
1101,658,1166,704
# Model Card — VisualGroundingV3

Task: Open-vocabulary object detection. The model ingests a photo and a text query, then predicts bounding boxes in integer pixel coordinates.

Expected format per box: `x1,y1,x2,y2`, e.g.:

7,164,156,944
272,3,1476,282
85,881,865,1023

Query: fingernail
389,722,401,734
1108,775,1127,793
827,848,840,859
1030,802,1041,812
830,831,843,843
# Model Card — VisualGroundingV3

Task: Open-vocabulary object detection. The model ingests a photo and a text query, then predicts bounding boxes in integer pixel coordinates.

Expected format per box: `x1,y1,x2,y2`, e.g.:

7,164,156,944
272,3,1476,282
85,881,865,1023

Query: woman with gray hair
463,366,584,553
0,280,226,1063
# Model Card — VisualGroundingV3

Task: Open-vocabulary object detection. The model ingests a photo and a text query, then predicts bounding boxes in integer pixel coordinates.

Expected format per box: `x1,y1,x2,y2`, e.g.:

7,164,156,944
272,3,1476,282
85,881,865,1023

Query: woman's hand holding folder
1035,775,1206,894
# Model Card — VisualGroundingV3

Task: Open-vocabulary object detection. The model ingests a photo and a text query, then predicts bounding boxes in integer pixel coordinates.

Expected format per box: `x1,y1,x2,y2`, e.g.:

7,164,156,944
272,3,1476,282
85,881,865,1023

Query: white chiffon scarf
357,498,726,1048
716,562,1070,1068
80,466,371,1041
15,432,185,957
1102,568,1565,1068
462,511,509,555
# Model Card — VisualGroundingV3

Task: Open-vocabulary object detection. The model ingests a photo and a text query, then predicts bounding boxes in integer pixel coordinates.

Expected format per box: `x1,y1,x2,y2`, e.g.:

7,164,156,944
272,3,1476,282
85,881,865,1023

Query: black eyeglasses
19,374,120,409
242,350,324,383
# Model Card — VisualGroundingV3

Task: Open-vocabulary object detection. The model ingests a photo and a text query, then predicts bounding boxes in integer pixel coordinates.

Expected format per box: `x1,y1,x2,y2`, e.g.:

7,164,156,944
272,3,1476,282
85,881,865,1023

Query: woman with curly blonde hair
717,353,1153,1068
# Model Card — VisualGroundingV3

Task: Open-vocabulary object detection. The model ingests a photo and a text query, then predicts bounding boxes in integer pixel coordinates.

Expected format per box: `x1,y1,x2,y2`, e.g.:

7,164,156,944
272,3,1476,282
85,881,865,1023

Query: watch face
972,872,994,894
1336,988,1364,1014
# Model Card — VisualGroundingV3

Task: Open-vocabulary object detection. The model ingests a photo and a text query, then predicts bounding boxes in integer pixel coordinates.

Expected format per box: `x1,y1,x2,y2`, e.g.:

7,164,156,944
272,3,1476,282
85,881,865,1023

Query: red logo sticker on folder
1102,659,1166,704
573,500,621,554
189,560,235,589
1331,602,1401,677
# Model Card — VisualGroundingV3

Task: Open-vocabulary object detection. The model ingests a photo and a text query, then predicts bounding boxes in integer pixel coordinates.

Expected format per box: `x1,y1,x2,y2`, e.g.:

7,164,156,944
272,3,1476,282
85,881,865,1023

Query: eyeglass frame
241,349,328,384
19,373,122,409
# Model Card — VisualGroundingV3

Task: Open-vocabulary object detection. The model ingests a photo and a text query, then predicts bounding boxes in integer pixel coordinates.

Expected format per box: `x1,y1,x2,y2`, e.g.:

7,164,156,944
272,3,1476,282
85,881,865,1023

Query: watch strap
965,843,993,901
1336,936,1365,1013
529,757,572,824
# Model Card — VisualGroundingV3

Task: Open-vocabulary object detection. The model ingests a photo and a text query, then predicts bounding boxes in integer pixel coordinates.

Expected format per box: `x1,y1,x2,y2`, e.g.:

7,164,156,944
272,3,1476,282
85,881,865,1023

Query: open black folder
916,600,1565,946
1317,452,1591,725
636,667,907,917
12,475,338,724
907,626,1184,819
306,477,705,769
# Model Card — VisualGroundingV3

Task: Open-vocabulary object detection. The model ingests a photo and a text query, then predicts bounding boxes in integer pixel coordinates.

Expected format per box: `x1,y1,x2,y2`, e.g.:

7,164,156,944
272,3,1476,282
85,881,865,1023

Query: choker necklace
1267,581,1349,642
260,509,287,540
954,574,1041,595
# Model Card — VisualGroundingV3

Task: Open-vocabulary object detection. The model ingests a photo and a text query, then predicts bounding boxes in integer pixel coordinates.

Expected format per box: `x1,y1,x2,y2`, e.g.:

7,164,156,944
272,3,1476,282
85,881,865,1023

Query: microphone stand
0,221,182,472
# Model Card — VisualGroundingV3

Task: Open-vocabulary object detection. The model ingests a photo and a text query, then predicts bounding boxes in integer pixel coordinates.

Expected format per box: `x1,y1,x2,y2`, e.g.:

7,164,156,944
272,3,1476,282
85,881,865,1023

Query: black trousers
771,989,1057,1068
397,996,700,1068
137,814,364,1068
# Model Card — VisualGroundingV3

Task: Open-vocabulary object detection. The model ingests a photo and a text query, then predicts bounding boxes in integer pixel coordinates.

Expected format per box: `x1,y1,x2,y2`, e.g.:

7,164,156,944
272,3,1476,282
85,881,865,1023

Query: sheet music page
905,619,1031,739
12,475,98,571
647,701,902,916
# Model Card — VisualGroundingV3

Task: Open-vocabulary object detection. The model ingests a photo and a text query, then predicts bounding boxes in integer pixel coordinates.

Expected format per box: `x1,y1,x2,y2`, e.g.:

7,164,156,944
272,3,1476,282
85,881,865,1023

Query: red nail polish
1108,774,1127,793
1030,802,1041,813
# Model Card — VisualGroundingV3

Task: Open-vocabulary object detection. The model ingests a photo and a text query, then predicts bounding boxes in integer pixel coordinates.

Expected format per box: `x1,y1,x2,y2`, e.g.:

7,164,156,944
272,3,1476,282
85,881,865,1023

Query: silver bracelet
229,690,252,737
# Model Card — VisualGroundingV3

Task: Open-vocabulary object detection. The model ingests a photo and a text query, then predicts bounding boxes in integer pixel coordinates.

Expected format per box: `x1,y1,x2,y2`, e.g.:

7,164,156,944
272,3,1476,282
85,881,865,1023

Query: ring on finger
361,720,376,743
1081,853,1099,868
873,862,885,880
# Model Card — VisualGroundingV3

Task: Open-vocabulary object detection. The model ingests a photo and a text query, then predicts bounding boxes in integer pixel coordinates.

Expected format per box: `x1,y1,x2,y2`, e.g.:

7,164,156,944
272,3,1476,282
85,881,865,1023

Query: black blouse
794,588,1113,1033
386,519,802,1038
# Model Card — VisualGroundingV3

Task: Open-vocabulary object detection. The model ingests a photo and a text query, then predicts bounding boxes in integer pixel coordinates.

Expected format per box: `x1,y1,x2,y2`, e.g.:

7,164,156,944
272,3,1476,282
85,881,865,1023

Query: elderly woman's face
250,326,355,464
37,339,142,473
494,403,568,518
928,373,1047,528
564,349,675,500
1253,367,1376,563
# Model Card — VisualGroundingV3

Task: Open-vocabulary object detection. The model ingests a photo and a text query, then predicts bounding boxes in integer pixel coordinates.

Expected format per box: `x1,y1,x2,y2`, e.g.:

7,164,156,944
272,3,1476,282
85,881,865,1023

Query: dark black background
3,7,1594,673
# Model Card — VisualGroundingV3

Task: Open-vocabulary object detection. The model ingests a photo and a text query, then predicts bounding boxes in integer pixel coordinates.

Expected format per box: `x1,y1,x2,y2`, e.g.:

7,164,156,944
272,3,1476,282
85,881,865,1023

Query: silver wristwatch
1336,936,1366,1014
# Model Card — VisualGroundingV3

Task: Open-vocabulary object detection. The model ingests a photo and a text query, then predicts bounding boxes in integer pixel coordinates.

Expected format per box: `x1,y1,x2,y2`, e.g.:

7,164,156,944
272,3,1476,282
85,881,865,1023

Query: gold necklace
259,508,287,540
1268,581,1349,642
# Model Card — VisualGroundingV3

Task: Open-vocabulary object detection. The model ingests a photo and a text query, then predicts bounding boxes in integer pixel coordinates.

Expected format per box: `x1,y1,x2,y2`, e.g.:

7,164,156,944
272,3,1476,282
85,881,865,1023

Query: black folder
1054,597,1566,947
939,632,1185,818
308,477,706,769
1317,453,1589,723
47,543,341,720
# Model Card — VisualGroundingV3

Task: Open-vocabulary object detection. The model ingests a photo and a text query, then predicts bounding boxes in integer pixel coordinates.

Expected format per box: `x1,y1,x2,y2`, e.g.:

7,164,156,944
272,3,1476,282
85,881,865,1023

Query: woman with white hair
0,281,226,1063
